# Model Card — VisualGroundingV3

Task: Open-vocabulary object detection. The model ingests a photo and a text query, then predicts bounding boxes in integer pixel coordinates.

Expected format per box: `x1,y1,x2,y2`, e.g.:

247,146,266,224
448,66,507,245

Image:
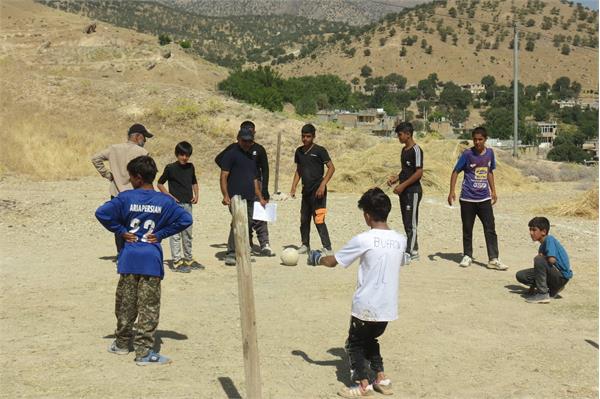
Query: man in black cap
92,123,153,254
215,120,274,257
219,127,267,266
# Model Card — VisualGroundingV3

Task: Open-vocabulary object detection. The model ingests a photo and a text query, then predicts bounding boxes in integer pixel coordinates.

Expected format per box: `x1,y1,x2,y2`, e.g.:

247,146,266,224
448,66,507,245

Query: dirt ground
0,176,597,399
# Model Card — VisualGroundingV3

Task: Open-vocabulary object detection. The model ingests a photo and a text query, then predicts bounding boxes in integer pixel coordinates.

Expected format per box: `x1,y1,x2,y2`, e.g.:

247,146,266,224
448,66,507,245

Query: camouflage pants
114,274,161,358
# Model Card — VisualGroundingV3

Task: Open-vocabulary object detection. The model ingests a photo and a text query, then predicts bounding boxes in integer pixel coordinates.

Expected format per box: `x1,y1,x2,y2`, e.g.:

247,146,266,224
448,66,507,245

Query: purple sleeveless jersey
453,147,496,202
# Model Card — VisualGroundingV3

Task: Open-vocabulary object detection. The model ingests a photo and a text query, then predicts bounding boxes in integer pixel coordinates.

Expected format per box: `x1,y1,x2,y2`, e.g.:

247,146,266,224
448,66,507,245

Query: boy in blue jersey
516,217,573,304
448,127,508,270
95,155,193,365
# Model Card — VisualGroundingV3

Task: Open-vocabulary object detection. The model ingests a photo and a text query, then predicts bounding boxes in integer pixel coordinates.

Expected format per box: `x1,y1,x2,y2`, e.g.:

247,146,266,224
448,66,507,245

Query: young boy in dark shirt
290,123,335,255
95,155,192,365
387,122,423,261
157,141,202,273
516,216,573,303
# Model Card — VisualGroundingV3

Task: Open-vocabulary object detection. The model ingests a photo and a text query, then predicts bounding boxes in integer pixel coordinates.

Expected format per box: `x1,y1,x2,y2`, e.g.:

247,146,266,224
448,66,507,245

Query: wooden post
274,131,281,194
231,195,262,399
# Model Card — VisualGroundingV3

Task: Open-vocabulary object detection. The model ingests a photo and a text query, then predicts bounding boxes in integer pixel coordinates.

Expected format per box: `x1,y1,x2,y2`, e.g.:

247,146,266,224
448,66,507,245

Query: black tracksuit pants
399,191,422,255
345,316,388,381
460,199,499,260
300,189,331,250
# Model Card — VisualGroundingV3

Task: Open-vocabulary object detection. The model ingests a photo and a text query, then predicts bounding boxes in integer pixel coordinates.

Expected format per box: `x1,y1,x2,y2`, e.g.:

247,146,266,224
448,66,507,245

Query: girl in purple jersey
447,127,508,270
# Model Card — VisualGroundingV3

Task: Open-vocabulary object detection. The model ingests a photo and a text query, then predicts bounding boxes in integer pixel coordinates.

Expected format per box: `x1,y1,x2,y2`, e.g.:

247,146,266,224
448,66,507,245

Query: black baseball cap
128,123,153,138
237,127,254,141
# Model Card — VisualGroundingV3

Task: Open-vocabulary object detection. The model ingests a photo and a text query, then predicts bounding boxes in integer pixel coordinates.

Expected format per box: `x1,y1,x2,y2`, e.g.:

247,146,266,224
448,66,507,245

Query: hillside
1,0,542,198
35,0,354,68
0,0,382,189
276,0,599,91
156,0,428,25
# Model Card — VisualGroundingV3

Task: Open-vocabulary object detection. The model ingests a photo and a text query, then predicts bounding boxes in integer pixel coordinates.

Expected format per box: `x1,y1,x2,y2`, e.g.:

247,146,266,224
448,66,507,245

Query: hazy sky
579,0,599,10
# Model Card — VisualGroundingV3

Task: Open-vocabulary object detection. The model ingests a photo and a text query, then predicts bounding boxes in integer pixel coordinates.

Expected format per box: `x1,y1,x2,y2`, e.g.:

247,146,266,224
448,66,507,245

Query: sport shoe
487,258,508,270
185,259,205,270
410,251,420,261
337,384,375,398
526,292,550,304
297,245,309,254
373,379,393,395
173,262,191,273
225,253,236,266
135,351,172,366
107,340,129,355
322,247,334,257
459,255,472,267
260,244,275,257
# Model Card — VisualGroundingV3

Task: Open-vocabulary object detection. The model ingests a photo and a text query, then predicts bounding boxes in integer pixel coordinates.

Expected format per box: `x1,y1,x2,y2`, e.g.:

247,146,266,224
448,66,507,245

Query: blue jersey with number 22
95,189,193,278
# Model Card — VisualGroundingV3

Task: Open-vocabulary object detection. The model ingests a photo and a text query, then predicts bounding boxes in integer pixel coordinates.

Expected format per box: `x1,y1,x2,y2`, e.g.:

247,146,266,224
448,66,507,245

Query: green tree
360,65,373,78
525,39,535,51
481,75,496,89
158,34,171,46
295,96,317,115
439,82,472,109
561,43,570,55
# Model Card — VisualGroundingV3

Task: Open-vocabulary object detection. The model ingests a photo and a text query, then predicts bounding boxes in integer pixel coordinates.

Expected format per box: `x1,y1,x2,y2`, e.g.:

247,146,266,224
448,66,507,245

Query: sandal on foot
373,379,393,395
337,384,374,398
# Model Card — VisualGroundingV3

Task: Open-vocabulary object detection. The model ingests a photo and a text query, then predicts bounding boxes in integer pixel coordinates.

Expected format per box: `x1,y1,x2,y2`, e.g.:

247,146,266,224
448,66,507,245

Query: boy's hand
491,192,497,205
289,188,296,199
447,192,455,206
143,233,158,243
386,175,397,186
315,185,326,199
122,232,138,242
393,184,404,195
307,250,323,266
191,195,198,204
222,195,231,206
259,197,267,207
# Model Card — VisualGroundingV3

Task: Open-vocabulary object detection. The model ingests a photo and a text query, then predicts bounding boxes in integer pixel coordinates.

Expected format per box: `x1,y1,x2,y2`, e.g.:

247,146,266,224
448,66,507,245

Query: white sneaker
297,245,309,254
459,255,472,268
260,244,275,257
487,258,508,270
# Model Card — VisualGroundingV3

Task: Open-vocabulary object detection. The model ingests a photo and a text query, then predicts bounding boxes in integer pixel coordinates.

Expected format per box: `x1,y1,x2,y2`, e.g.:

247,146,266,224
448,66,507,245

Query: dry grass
330,137,535,194
541,186,599,219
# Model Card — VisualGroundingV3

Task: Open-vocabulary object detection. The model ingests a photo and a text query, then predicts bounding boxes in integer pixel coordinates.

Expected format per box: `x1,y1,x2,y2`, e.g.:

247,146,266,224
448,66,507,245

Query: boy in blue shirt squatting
96,155,193,365
516,217,573,304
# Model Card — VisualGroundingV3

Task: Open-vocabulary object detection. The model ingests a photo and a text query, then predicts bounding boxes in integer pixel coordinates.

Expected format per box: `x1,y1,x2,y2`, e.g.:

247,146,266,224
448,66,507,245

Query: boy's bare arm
157,183,179,202
220,170,230,205
316,161,335,198
192,183,199,204
448,170,459,205
290,169,301,198
488,171,497,204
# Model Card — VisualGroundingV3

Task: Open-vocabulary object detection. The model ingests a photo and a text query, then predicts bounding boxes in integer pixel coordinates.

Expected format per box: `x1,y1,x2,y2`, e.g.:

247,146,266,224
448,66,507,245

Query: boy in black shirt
215,121,274,257
387,122,423,260
290,123,335,255
157,141,202,273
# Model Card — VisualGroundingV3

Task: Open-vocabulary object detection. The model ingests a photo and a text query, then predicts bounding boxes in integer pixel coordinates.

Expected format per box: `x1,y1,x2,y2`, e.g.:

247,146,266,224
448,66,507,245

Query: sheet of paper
253,202,277,222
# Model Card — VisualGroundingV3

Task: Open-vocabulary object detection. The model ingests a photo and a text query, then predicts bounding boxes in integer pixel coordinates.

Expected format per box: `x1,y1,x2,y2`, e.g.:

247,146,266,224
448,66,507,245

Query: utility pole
513,22,519,157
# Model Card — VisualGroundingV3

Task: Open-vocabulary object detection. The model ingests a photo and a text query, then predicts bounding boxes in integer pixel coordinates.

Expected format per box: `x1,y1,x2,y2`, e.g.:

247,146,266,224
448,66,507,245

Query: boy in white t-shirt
308,187,407,398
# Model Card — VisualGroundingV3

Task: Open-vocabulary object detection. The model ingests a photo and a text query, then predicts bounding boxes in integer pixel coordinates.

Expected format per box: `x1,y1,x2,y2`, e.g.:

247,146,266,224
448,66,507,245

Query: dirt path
0,177,597,398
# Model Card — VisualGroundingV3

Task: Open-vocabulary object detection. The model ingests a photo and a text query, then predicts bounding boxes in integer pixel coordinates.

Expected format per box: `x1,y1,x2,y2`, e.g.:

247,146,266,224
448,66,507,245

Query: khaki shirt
91,142,149,197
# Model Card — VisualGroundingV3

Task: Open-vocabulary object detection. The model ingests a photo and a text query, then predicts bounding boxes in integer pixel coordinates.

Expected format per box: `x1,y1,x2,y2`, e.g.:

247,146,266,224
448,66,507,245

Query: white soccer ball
280,247,299,266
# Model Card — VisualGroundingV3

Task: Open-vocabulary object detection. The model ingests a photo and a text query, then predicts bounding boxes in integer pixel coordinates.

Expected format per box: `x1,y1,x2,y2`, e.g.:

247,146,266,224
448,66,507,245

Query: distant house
461,83,486,96
553,99,580,108
580,98,599,110
537,121,558,146
316,108,394,135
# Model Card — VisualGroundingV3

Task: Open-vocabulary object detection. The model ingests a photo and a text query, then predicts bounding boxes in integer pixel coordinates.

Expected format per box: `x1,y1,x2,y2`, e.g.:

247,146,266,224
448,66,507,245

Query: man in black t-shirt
387,122,423,260
219,127,267,266
290,123,335,254
215,121,274,257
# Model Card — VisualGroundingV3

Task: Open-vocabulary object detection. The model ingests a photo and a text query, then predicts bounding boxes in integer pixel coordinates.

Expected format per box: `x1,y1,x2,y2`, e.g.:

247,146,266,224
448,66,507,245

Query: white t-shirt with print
335,228,407,322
